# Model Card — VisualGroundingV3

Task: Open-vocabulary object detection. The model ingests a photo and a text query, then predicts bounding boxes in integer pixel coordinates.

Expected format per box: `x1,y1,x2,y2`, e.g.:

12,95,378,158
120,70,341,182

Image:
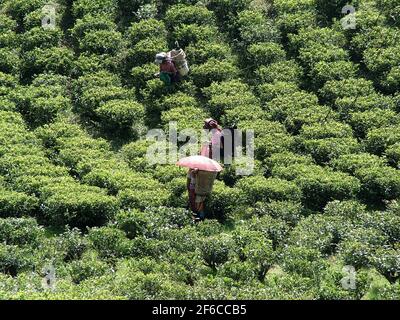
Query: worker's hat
155,52,167,64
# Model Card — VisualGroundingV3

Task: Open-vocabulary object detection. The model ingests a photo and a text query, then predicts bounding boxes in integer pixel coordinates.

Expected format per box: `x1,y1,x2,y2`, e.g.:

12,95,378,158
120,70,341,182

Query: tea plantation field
0,0,399,299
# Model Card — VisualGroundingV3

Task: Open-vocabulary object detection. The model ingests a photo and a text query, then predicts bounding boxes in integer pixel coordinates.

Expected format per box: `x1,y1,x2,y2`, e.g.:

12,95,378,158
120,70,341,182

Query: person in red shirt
154,52,180,85
201,118,224,160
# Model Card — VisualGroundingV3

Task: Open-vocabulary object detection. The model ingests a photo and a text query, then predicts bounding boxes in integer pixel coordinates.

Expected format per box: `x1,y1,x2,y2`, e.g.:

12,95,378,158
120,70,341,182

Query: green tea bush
0,244,35,277
252,201,304,226
245,215,291,250
298,137,360,164
284,105,338,134
71,15,120,52
172,24,219,48
289,27,347,53
190,58,239,88
72,0,117,19
239,119,295,159
273,164,361,210
282,246,328,278
57,227,88,262
202,80,259,119
127,19,166,44
0,217,44,246
20,27,63,51
186,41,232,65
0,189,39,217
324,200,367,220
232,228,274,280
95,99,145,132
125,37,168,67
355,166,400,202
117,185,171,210
206,181,245,220
265,152,314,172
115,210,151,239
386,143,400,168
200,234,233,270
143,206,193,231
130,63,160,89
257,81,299,103
364,126,400,155
0,48,21,75
9,85,72,127
338,227,389,269
288,214,348,255
0,14,18,47
298,44,348,70
79,86,132,117
164,4,215,29
331,153,386,174
319,78,376,105
299,121,354,140
309,60,359,89
68,253,109,284
255,60,303,84
267,91,319,123
247,42,286,66
335,94,395,118
88,227,132,260
161,105,208,132
236,10,280,45
348,109,399,138
371,248,400,283
40,182,118,228
236,176,302,204
360,210,400,244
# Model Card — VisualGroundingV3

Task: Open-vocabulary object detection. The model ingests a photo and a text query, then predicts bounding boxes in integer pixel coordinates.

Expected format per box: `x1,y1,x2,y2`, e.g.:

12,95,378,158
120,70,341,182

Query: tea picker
177,155,223,222
154,41,189,86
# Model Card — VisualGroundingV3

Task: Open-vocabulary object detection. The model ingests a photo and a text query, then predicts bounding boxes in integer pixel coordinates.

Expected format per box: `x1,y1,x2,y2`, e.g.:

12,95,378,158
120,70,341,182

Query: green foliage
255,60,303,84
56,227,88,262
314,0,349,24
0,217,44,246
282,246,328,278
95,99,145,133
364,126,400,155
191,58,239,88
252,201,304,226
0,189,39,217
165,4,215,29
1,0,400,300
186,41,232,65
273,164,361,210
236,176,302,204
88,227,132,260
68,252,109,284
40,181,118,228
319,78,376,105
200,234,233,269
247,42,286,65
0,244,35,277
115,210,150,239
338,227,388,269
288,214,348,255
236,10,280,45
72,0,117,19
172,24,219,48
